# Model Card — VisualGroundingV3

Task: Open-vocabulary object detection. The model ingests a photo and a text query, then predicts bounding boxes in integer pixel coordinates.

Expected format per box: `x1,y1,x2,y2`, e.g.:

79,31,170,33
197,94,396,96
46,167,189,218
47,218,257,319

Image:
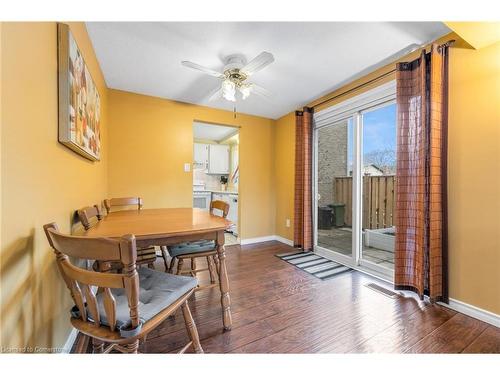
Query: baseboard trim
439,298,500,328
240,235,278,245
62,328,78,353
274,235,294,246
240,235,294,247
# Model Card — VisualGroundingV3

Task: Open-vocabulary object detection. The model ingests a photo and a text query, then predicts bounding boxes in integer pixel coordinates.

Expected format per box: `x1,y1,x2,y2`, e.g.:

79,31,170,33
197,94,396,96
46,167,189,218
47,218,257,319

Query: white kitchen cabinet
193,143,209,165
227,194,238,235
212,193,225,202
211,192,238,235
208,144,230,174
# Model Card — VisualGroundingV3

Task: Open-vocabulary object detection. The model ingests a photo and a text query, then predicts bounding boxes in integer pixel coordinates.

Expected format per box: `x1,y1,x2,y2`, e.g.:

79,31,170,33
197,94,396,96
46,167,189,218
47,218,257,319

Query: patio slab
317,227,394,269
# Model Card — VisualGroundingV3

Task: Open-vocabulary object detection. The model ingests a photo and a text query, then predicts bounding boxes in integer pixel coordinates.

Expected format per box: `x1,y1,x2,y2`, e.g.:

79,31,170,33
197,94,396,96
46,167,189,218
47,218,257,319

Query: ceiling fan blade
251,83,272,98
207,86,223,102
181,61,225,78
241,52,274,76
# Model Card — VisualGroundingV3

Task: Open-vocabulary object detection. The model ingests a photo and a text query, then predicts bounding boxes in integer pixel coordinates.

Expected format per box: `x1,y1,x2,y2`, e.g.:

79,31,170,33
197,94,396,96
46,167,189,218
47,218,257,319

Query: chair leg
191,258,197,276
181,301,203,354
207,256,217,284
92,338,104,353
123,339,139,354
160,246,170,272
168,257,176,274
74,333,90,353
213,254,220,275
176,258,184,275
141,333,148,353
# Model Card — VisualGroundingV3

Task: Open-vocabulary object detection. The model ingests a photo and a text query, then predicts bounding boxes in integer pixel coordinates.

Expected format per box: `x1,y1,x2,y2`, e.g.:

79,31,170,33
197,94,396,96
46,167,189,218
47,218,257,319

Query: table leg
216,230,232,331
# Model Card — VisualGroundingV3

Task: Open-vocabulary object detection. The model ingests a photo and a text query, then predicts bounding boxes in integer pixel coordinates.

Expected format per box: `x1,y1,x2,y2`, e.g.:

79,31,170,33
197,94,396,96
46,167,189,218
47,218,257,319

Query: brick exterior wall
317,122,348,206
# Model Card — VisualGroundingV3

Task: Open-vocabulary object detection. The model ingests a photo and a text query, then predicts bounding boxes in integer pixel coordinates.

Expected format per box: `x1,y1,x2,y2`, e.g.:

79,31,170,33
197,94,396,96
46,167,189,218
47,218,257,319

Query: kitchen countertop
193,189,238,195
211,190,238,195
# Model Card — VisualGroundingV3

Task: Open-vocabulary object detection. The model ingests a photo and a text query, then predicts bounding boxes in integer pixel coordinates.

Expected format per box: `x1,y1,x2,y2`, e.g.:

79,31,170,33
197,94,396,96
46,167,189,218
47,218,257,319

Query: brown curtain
394,44,449,303
294,107,314,251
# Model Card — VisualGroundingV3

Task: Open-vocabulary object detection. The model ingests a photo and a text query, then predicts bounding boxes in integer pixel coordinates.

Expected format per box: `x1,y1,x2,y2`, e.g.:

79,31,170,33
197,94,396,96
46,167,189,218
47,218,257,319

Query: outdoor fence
333,175,396,229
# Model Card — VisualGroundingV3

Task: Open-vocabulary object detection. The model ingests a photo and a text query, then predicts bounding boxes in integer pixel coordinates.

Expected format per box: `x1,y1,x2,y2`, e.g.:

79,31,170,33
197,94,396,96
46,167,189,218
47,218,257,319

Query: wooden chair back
77,205,103,230
104,197,143,214
210,200,230,219
43,223,140,335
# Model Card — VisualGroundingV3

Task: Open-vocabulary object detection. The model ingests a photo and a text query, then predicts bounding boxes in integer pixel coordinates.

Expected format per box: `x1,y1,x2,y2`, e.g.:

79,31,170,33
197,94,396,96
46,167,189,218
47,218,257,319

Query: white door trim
314,80,396,129
352,112,362,264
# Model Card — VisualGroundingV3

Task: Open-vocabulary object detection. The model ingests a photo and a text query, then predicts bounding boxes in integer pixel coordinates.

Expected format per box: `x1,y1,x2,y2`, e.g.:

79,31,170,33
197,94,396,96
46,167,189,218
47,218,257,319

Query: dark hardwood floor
74,240,500,353
136,241,500,354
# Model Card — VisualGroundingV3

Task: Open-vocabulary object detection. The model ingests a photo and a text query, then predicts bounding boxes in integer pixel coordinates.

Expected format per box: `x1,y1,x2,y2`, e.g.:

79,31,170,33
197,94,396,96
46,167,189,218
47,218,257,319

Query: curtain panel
294,107,314,251
394,44,449,303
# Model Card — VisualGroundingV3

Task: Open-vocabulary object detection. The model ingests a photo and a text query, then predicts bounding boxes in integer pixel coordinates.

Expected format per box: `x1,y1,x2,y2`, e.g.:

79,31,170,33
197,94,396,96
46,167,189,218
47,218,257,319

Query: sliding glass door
313,81,397,280
360,104,397,272
315,119,354,263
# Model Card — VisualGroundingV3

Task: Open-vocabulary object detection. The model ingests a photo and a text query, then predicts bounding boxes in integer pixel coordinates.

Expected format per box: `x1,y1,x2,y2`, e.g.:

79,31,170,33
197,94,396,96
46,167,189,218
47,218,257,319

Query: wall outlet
184,163,191,172
286,219,291,228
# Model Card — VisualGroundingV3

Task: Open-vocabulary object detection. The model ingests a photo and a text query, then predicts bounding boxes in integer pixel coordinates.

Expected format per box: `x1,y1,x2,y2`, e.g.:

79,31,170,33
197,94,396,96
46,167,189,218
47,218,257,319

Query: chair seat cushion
96,267,197,328
168,240,216,258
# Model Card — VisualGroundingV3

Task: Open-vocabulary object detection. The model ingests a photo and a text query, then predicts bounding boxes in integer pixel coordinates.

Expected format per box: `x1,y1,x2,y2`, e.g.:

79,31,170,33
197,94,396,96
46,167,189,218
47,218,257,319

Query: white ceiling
193,121,237,142
86,22,450,119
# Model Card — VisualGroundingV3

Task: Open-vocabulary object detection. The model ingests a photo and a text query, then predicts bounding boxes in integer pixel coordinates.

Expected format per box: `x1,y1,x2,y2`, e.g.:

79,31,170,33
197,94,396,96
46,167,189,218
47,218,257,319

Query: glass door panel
316,119,354,261
360,103,397,271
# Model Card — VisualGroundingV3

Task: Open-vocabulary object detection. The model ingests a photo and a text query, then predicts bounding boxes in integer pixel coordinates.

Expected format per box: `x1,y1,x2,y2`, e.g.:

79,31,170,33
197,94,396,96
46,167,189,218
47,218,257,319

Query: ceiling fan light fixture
239,84,252,100
181,51,274,103
222,79,236,102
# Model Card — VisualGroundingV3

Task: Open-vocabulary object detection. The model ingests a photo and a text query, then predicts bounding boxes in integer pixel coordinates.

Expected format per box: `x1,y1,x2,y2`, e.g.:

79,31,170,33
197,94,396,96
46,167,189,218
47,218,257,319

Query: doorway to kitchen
313,81,397,281
192,121,240,245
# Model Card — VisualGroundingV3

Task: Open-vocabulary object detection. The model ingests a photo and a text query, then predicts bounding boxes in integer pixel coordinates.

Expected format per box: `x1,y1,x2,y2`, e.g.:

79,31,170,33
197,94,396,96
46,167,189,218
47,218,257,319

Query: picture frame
57,23,101,161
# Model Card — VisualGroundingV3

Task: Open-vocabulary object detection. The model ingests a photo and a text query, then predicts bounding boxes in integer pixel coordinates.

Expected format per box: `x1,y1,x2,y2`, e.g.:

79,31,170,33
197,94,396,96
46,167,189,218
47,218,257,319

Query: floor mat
276,251,352,280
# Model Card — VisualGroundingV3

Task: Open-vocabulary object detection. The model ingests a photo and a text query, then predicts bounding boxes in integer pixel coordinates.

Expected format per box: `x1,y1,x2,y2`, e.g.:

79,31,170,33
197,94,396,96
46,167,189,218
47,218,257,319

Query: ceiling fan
181,52,274,102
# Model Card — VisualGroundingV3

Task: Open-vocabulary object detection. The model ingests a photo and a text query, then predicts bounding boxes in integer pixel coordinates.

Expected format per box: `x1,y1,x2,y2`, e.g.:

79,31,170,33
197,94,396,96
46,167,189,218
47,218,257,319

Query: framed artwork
58,23,101,161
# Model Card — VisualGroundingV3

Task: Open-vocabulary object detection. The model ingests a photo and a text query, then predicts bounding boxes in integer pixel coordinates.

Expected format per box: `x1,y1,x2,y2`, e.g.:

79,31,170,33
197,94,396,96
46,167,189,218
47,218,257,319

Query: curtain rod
311,39,455,109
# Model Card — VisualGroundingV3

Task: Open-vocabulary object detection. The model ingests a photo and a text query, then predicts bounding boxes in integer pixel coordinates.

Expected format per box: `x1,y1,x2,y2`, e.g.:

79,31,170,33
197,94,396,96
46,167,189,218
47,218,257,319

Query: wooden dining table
79,207,233,331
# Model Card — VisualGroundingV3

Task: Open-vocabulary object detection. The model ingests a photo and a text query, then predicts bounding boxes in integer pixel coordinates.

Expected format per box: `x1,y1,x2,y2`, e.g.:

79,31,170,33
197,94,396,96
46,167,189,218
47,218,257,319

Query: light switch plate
286,219,291,228
184,163,191,172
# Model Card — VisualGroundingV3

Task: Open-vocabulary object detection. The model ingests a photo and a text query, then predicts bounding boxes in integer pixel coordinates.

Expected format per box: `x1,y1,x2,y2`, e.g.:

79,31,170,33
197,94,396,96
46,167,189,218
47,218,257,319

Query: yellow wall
273,34,500,314
274,112,295,240
0,23,3,278
0,22,108,349
445,22,500,50
447,40,500,314
107,89,275,240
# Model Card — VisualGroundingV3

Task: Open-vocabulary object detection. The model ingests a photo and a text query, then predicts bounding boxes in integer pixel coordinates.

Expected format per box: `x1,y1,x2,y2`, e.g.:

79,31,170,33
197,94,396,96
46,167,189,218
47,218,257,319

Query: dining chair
167,200,230,290
77,204,103,230
103,197,143,214
43,222,203,354
103,197,170,271
77,204,158,270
